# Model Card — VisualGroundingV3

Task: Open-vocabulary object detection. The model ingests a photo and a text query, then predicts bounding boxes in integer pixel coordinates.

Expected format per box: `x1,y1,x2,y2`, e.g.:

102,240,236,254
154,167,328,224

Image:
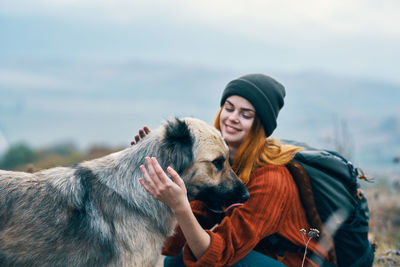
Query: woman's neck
228,145,238,165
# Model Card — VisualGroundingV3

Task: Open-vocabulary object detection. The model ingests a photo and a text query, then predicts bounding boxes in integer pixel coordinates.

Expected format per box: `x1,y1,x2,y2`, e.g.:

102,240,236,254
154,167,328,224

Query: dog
0,117,249,267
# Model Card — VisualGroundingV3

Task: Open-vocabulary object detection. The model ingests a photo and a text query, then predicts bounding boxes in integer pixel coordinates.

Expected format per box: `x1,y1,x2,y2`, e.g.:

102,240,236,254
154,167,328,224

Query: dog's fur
0,118,249,267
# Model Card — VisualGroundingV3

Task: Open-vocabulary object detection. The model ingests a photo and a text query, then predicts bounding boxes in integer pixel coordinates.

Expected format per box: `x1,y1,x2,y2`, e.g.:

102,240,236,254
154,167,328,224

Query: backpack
270,140,376,267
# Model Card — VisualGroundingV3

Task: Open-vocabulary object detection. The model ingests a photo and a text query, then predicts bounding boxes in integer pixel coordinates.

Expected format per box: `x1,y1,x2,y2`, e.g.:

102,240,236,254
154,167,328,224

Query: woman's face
219,95,255,149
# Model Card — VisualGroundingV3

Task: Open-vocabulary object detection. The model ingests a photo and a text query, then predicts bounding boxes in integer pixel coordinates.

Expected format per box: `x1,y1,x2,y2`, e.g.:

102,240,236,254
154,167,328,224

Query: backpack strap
286,160,337,265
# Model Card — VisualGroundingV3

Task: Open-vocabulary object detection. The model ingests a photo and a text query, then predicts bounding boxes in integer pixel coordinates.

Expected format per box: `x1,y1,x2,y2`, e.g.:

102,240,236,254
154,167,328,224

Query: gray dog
0,118,249,267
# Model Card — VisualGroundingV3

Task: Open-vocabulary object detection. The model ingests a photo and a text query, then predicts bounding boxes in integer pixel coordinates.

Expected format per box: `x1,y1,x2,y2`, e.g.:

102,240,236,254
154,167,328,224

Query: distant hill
274,71,400,173
1,59,399,175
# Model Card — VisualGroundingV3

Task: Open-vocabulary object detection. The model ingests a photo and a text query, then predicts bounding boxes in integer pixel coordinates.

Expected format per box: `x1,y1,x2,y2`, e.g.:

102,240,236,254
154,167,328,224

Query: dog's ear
159,118,194,174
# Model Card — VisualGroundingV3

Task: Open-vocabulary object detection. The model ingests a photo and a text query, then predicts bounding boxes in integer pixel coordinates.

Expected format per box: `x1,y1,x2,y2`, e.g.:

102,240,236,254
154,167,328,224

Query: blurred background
1,0,399,263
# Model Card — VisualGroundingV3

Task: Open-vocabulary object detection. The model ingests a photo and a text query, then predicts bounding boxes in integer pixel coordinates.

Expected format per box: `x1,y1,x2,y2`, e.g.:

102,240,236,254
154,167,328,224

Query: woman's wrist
171,199,191,217
173,200,211,260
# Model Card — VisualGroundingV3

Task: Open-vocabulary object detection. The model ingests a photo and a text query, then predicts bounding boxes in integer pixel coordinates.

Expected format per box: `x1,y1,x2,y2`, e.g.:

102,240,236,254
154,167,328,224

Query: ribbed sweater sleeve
182,165,295,267
162,200,222,256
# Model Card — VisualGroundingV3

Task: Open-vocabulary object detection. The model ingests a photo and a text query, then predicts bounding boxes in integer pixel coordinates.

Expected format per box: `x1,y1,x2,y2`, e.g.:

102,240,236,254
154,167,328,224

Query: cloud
0,69,69,90
1,0,399,83
2,0,399,39
2,0,399,49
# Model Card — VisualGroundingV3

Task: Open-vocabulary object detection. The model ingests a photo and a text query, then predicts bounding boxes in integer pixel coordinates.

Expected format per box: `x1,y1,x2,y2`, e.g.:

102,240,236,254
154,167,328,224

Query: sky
0,0,399,166
1,0,399,81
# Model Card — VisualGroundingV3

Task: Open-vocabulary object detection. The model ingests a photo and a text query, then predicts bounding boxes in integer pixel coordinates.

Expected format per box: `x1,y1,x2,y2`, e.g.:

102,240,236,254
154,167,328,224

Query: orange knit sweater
162,165,328,267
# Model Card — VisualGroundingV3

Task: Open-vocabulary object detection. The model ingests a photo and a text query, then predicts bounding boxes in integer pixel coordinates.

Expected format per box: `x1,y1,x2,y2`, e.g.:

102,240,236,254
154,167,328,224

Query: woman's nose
228,111,240,122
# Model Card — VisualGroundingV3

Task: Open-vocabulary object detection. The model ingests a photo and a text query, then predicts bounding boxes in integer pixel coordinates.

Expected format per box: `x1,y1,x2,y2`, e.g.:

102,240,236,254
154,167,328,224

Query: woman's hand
139,157,190,213
139,157,211,260
131,126,151,145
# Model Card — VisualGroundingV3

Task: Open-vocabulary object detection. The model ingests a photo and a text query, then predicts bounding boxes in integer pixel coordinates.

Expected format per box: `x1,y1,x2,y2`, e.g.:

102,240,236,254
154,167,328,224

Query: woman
139,74,328,267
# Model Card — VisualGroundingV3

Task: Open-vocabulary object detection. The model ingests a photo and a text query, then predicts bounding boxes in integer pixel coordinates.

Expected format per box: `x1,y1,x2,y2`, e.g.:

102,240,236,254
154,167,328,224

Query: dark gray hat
220,73,285,137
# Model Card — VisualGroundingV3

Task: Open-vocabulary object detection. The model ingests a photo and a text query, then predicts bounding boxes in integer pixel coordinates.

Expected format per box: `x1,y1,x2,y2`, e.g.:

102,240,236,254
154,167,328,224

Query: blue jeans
164,250,286,267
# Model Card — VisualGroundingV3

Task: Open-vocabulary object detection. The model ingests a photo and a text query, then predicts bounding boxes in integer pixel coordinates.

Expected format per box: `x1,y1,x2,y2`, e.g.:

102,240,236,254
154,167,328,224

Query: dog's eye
211,157,225,171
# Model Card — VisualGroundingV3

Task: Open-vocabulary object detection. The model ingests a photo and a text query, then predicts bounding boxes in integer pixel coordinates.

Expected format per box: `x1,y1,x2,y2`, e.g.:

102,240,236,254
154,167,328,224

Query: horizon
1,0,399,174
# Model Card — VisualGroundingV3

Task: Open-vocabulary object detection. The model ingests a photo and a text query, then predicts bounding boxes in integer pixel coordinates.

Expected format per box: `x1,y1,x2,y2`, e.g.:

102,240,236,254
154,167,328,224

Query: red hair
214,108,302,184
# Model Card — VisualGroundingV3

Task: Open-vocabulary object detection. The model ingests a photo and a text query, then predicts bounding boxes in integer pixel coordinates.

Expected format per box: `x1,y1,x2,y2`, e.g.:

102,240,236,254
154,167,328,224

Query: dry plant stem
302,234,307,245
302,238,312,267
300,228,319,267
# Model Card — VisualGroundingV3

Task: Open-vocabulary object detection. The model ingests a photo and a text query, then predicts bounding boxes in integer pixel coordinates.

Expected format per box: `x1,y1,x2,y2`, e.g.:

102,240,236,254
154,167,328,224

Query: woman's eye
241,113,254,119
224,106,234,112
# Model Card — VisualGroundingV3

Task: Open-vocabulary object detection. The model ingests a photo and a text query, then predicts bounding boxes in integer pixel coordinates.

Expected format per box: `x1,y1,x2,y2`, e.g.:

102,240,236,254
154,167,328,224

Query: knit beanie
220,73,285,137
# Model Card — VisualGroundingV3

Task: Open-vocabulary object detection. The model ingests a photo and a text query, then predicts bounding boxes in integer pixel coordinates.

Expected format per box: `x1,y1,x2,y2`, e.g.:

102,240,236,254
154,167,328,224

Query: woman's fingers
151,157,170,184
140,157,171,194
131,126,151,145
167,166,185,188
145,157,163,184
143,126,151,134
139,157,189,211
139,162,157,191
134,135,141,143
139,178,154,195
139,126,150,138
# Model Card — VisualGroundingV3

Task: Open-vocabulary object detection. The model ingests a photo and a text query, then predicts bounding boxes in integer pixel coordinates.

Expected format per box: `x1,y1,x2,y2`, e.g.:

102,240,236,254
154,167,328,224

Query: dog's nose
241,190,250,202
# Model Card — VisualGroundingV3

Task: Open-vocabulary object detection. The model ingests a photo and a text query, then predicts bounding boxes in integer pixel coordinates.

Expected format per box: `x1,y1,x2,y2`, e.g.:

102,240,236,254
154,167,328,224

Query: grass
365,186,400,266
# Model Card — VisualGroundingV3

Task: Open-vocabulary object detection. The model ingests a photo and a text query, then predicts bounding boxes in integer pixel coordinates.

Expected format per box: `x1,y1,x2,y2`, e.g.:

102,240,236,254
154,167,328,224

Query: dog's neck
80,133,177,238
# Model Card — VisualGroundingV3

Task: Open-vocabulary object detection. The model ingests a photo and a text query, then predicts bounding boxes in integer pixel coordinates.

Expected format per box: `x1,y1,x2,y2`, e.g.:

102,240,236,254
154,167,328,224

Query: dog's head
159,117,249,212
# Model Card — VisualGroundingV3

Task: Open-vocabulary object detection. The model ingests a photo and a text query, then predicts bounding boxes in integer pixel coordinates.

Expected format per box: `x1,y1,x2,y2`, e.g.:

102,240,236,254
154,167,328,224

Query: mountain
1,59,399,174
274,72,400,173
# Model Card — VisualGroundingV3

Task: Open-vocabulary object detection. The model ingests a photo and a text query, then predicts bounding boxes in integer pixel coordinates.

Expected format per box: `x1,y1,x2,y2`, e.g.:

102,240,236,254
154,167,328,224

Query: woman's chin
223,137,242,148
